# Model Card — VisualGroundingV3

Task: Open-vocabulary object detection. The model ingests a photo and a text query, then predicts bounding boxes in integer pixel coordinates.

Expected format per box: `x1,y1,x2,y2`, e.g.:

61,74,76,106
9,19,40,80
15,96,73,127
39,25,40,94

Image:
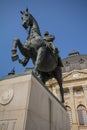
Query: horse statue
11,8,64,103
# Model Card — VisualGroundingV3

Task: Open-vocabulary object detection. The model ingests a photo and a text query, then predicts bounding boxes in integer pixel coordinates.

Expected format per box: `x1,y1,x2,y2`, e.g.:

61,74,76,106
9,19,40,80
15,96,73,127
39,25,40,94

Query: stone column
69,87,78,130
82,85,87,106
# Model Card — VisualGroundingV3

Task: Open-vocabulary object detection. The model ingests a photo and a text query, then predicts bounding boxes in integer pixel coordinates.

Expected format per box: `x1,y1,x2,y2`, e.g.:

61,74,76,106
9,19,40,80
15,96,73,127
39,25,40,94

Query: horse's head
20,8,32,29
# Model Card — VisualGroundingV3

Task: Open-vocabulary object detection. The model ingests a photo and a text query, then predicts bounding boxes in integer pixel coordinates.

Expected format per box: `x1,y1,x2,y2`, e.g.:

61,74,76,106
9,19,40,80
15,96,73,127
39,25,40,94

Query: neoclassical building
46,51,87,130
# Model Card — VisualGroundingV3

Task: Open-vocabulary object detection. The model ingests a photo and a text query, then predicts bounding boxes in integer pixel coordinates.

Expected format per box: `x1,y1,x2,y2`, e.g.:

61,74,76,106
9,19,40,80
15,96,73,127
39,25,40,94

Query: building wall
46,69,87,130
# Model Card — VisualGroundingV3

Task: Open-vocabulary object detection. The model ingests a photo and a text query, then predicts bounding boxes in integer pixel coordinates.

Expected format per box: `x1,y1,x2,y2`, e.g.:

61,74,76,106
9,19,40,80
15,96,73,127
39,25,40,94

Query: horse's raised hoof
12,54,19,61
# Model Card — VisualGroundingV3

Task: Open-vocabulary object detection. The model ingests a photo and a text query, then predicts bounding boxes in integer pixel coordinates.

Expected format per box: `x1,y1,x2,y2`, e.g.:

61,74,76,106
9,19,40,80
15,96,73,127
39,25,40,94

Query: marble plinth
0,72,70,130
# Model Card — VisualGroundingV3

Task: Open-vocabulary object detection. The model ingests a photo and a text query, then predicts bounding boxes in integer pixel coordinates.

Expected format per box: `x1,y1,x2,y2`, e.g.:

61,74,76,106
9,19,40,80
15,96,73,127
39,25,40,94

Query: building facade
46,51,87,130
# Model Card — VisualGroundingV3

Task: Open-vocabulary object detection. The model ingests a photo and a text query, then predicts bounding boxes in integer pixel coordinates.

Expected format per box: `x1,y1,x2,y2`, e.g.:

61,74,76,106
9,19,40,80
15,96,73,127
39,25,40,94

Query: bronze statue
11,8,64,103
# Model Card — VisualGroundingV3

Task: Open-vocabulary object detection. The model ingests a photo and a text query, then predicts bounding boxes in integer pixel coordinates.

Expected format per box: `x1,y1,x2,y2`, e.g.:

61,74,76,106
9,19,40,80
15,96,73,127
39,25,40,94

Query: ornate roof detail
62,51,87,72
68,50,80,57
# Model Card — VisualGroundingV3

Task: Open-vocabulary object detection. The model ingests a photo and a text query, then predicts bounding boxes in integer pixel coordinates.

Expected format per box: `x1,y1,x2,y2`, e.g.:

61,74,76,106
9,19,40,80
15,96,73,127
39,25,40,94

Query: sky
0,0,87,79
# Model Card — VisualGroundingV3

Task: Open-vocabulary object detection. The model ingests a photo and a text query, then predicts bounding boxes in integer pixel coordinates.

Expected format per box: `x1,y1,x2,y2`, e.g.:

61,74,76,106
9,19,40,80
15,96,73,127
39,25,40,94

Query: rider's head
44,31,49,36
44,31,55,42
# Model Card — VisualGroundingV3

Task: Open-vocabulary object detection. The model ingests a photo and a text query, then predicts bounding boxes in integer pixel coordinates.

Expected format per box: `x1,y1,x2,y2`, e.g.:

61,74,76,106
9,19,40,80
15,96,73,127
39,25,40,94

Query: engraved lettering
0,124,2,130
12,122,16,130
0,119,16,130
0,123,8,130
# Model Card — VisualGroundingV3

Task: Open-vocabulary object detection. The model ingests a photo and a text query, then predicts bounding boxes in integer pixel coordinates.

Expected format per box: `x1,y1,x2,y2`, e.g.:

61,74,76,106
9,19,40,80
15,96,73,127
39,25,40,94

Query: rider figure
43,31,58,54
43,31,63,67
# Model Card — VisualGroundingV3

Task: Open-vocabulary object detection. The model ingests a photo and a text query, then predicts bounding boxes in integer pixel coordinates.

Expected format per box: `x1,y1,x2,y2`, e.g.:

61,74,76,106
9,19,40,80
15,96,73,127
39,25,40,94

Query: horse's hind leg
53,67,64,103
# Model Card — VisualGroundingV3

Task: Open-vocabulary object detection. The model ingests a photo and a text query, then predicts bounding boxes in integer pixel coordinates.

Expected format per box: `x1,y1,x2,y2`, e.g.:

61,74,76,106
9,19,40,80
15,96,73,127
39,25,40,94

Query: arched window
66,106,72,126
77,105,87,125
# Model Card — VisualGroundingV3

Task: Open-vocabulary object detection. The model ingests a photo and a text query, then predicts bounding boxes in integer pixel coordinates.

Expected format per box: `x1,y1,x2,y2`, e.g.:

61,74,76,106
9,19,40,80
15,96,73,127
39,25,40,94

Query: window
76,90,82,94
64,88,69,97
64,92,68,96
66,106,72,126
77,105,87,126
74,86,83,95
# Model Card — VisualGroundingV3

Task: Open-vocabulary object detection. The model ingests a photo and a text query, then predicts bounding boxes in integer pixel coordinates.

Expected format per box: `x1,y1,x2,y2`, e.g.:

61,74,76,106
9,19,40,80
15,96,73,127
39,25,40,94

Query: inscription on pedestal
0,119,16,130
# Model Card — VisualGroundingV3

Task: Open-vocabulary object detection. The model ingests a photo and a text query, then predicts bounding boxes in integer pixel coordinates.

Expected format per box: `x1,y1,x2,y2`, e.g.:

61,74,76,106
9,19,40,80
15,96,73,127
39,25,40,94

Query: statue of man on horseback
11,8,64,103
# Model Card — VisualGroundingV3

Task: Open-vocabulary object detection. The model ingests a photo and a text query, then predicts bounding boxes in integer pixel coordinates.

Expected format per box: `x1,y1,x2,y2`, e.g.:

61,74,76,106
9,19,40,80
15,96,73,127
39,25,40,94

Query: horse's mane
29,14,41,36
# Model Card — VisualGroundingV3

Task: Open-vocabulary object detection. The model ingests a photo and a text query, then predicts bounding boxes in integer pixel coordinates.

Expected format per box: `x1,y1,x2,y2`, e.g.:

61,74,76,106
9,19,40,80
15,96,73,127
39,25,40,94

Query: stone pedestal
0,72,70,130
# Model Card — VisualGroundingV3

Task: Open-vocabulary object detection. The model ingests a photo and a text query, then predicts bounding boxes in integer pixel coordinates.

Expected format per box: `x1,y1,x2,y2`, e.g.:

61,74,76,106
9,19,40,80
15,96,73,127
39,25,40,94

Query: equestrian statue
11,8,64,103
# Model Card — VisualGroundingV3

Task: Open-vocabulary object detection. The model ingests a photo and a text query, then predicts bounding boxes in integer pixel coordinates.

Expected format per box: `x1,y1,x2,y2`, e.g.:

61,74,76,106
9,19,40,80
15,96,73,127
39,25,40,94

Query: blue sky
0,0,87,78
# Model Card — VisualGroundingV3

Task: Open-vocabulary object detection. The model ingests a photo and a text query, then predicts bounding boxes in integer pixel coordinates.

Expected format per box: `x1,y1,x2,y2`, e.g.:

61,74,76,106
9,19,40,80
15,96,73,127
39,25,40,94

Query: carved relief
63,70,87,81
0,122,8,130
0,88,14,105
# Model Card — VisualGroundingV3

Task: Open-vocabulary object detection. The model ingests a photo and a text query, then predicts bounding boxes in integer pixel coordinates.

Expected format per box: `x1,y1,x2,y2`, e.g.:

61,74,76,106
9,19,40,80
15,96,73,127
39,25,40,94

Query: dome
62,50,87,73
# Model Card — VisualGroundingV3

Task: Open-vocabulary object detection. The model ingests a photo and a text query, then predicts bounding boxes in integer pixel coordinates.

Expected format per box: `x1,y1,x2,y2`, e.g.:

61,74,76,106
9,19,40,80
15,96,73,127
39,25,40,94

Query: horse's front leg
11,38,21,61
